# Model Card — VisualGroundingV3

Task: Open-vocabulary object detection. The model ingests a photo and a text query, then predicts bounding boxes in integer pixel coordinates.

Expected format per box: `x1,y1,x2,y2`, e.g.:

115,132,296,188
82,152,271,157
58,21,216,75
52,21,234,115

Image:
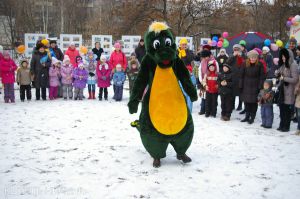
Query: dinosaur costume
128,22,198,167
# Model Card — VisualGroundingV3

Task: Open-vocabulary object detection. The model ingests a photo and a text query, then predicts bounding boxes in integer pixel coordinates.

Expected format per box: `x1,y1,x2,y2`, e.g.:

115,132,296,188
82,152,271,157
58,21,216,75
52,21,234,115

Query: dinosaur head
145,21,177,69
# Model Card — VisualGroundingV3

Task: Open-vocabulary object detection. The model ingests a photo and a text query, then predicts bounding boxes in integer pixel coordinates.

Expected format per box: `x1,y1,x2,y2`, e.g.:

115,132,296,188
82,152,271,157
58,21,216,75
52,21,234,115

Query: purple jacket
96,63,111,88
73,67,88,89
49,66,61,87
61,64,73,85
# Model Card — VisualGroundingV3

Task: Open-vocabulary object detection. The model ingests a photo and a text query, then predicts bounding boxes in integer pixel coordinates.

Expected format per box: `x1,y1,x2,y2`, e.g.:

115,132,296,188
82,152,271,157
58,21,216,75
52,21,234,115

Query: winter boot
236,101,242,111
177,154,192,163
153,159,161,168
248,113,256,124
88,92,92,99
92,91,96,99
241,113,250,122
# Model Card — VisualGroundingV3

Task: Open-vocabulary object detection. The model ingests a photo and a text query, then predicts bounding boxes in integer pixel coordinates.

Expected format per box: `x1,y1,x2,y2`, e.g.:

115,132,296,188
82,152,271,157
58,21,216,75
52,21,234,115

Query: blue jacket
113,71,126,86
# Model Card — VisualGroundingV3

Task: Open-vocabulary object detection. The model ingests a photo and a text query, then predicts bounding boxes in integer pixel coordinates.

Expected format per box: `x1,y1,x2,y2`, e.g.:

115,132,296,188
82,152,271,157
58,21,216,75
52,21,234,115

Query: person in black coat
227,44,245,111
49,40,64,61
239,50,265,124
92,42,104,61
218,63,234,121
135,39,146,63
30,43,51,100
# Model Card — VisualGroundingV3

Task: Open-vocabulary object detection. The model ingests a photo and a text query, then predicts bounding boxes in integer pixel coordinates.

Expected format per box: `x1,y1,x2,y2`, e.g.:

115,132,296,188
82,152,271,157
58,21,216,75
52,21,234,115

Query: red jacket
109,50,127,71
0,58,17,84
65,47,80,67
205,68,218,94
259,58,267,74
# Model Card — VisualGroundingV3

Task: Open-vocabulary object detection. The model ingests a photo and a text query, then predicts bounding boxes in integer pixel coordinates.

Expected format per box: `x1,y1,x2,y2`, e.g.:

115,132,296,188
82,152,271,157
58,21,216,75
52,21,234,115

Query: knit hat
262,46,270,52
202,45,211,51
289,38,297,44
201,50,211,58
20,59,28,66
69,42,75,47
78,61,84,68
36,43,45,50
50,40,57,44
100,55,107,62
130,52,136,57
179,38,188,45
222,63,231,70
208,60,216,68
247,50,259,58
253,48,262,55
52,57,61,65
264,79,273,88
114,42,121,49
63,55,70,64
233,44,242,50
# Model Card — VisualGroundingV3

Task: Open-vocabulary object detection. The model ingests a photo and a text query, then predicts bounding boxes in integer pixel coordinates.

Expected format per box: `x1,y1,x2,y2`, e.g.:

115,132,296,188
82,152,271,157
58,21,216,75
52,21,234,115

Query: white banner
92,35,113,55
59,34,82,53
24,33,48,57
121,35,141,57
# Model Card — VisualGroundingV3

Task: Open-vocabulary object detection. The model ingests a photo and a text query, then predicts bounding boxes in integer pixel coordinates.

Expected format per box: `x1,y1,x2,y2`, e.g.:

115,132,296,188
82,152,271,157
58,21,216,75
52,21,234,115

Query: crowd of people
1,36,300,135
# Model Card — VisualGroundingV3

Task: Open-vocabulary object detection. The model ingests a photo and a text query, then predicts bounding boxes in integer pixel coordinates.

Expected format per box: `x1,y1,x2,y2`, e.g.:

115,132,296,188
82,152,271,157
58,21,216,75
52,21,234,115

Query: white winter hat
262,46,270,52
52,57,61,65
100,55,107,61
63,55,70,64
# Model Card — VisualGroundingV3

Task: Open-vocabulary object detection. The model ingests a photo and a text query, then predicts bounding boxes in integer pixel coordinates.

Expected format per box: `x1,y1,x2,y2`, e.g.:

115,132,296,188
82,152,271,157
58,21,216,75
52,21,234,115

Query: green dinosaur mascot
128,21,198,167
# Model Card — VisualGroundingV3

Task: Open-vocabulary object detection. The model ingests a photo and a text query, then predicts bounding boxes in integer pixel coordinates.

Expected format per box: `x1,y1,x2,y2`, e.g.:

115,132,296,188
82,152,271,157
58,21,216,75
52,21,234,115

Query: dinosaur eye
165,38,172,46
153,40,160,49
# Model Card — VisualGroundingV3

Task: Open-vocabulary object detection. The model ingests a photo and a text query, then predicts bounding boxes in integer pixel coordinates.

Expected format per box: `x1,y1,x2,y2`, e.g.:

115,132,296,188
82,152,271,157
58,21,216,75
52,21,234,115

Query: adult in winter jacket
177,38,195,70
30,43,51,100
239,50,265,124
227,44,245,111
262,46,274,78
135,39,146,63
109,42,127,71
92,42,104,61
65,43,80,67
218,63,233,121
276,48,299,132
0,51,17,102
49,40,64,61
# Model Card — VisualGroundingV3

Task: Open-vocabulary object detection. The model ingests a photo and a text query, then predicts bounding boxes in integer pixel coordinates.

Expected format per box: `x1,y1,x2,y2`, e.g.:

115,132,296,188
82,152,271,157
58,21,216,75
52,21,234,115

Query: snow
0,86,300,199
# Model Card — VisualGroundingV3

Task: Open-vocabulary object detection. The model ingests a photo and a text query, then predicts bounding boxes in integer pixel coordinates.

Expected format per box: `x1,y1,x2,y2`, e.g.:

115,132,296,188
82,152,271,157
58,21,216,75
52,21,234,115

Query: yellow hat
41,39,49,46
179,38,188,45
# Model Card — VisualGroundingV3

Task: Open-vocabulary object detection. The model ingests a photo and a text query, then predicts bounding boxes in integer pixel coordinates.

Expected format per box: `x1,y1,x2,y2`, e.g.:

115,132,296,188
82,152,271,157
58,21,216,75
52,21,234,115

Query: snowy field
0,85,300,199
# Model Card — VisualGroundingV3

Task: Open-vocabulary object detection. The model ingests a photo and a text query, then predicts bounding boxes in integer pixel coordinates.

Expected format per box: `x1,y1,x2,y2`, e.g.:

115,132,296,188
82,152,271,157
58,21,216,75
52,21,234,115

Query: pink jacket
61,64,73,85
109,50,127,71
65,47,80,67
96,62,111,88
49,66,61,87
0,58,17,84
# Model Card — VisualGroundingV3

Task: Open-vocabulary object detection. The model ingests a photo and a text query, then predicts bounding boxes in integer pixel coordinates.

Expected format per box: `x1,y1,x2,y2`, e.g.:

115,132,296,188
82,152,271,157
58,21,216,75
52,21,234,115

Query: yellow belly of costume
149,66,188,135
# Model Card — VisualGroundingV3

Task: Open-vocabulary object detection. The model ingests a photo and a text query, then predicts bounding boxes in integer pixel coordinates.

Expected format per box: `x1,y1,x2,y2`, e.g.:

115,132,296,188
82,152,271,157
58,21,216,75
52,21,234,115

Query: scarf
178,48,186,58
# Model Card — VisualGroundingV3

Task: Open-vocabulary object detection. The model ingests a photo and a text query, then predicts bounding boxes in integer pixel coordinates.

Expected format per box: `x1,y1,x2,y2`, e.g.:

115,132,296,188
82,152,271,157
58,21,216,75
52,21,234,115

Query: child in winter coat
49,57,61,100
127,59,139,96
73,61,88,100
86,51,97,99
0,51,17,103
17,59,32,101
96,55,111,100
203,61,218,117
61,55,73,100
258,79,274,128
113,64,126,101
218,63,233,121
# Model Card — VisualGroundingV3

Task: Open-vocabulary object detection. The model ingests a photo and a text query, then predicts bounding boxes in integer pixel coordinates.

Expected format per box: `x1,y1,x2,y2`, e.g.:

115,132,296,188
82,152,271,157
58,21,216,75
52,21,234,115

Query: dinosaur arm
175,57,198,102
128,55,153,114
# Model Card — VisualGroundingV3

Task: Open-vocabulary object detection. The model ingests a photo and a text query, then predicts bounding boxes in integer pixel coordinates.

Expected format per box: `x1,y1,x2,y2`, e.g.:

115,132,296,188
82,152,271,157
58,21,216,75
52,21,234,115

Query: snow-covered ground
0,86,300,199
